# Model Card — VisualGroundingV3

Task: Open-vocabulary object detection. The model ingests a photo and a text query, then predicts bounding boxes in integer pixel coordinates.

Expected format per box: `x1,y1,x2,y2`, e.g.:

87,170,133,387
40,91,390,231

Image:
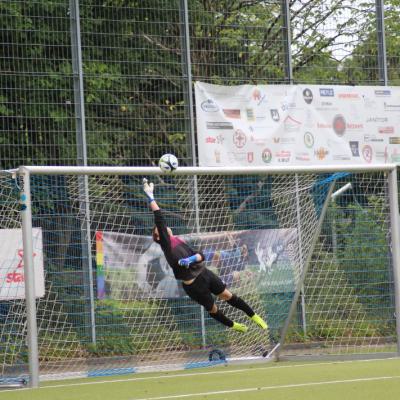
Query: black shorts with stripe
182,268,226,312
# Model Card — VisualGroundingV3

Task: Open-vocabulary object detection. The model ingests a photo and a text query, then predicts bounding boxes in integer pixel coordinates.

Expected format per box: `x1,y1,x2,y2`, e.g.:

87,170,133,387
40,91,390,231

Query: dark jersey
154,209,205,281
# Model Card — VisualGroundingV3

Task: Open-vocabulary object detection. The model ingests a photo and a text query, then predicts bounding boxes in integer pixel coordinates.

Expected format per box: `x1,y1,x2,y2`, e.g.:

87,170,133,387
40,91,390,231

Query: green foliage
287,195,395,345
87,299,185,357
2,0,395,169
335,196,391,309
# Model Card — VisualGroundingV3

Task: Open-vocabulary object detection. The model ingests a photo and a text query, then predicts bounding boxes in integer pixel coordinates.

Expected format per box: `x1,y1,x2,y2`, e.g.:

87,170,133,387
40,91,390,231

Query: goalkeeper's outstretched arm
143,178,160,212
142,178,203,265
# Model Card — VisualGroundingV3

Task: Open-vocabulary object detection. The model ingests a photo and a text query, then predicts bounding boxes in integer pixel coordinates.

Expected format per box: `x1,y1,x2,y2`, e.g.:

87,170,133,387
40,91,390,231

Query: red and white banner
0,228,45,300
195,82,400,166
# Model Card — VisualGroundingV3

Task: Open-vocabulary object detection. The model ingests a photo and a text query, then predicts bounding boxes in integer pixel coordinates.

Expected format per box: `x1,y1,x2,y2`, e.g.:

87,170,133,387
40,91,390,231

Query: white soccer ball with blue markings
158,153,179,173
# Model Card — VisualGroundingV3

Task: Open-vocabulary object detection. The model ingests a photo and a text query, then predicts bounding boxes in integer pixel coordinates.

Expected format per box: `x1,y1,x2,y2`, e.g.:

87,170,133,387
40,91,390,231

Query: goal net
0,167,397,384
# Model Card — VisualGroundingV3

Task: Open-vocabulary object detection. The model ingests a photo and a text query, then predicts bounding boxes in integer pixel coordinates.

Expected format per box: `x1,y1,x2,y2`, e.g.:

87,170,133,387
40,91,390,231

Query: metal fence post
375,0,388,85
20,167,39,387
281,0,293,83
69,0,96,344
388,168,400,354
179,0,206,347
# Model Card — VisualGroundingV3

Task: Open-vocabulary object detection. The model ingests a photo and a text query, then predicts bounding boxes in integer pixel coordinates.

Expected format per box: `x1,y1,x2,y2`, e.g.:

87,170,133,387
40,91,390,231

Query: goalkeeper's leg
204,268,268,330
182,274,248,333
208,304,248,333
218,290,268,330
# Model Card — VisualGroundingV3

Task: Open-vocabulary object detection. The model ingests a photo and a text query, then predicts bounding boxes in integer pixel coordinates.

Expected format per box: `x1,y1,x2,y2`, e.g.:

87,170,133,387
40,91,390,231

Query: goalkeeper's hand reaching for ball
143,178,160,212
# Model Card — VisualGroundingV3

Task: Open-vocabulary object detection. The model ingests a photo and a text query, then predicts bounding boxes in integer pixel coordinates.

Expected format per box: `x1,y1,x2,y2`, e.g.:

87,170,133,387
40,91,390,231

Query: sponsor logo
362,145,373,163
362,95,377,109
389,137,400,144
223,109,241,119
284,115,302,132
214,150,221,163
384,102,400,111
295,152,311,161
338,93,360,99
250,135,267,146
233,129,247,148
246,108,255,121
262,148,272,163
327,138,343,148
206,121,233,130
247,152,254,163
347,122,363,129
252,88,267,105
228,152,247,163
366,117,388,123
375,90,391,97
364,134,384,143
252,88,262,101
376,147,389,163
333,114,346,136
216,134,224,144
391,149,400,162
379,126,395,134
281,101,297,111
275,150,291,163
7,250,24,283
273,137,296,145
314,147,329,160
349,141,360,157
205,135,224,144
249,125,269,134
270,109,280,122
6,250,37,284
316,103,339,112
201,99,219,112
333,154,351,161
304,110,314,127
320,88,334,97
303,88,313,104
317,122,331,129
304,132,314,148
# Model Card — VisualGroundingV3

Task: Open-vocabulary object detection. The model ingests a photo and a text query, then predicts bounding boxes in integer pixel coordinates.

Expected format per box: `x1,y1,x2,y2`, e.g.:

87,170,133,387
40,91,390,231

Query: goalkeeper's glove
178,255,198,268
143,178,155,203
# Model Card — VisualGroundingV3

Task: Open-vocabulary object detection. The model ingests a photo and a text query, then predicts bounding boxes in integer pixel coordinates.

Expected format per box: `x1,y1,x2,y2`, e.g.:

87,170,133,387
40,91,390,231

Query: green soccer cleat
251,314,268,330
232,322,248,333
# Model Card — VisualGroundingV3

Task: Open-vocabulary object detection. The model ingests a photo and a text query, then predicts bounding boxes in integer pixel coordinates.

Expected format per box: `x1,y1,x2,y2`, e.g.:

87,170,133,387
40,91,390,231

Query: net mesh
0,170,396,382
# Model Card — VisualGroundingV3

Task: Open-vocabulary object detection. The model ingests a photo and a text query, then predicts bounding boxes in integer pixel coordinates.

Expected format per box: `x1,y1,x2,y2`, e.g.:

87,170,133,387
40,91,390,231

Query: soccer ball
158,154,178,173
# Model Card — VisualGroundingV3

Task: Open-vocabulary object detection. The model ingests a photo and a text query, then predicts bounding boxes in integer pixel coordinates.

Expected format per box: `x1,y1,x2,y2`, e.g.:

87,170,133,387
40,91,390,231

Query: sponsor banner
0,228,45,300
97,229,297,299
195,82,400,166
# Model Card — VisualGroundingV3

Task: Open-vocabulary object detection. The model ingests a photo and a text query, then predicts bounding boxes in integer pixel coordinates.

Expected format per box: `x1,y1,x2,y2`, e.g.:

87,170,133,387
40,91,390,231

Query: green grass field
2,357,400,400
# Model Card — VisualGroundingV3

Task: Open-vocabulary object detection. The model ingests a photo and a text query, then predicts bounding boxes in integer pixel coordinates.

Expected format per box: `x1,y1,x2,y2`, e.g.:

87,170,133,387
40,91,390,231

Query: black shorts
182,268,226,312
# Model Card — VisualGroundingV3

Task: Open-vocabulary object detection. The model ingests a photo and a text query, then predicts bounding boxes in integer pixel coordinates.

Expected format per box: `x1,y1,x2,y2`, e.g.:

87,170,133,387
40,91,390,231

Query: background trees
1,0,398,169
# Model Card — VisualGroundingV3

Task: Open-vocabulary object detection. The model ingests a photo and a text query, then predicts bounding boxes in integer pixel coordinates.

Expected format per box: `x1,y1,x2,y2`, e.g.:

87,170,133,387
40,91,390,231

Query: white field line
3,356,399,393
130,375,400,400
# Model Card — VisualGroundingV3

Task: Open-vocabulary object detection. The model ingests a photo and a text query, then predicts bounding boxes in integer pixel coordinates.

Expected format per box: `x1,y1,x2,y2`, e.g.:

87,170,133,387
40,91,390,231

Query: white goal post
2,164,400,387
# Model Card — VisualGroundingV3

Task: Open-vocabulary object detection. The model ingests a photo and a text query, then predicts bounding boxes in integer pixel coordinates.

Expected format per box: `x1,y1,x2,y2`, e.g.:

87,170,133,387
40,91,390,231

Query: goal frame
15,164,400,387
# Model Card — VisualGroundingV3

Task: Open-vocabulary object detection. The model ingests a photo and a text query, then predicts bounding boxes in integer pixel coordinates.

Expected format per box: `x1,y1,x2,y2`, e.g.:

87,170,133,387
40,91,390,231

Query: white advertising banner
195,82,400,166
0,228,45,300
98,228,297,299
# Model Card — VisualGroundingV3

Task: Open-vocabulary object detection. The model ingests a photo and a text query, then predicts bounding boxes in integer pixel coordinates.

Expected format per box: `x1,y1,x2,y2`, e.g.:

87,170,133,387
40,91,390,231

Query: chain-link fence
0,0,399,170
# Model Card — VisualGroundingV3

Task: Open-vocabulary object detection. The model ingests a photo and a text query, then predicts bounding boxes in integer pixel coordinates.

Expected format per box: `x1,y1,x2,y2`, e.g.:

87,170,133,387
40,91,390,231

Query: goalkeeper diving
143,178,268,333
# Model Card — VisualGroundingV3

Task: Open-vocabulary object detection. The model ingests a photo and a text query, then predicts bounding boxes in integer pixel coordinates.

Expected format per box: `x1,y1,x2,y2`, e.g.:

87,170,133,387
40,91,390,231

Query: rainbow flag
96,231,105,299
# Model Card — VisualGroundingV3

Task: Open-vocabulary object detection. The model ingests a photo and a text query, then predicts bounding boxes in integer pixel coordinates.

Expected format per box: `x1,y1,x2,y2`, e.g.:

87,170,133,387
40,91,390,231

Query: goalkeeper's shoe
232,322,248,333
251,314,268,330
